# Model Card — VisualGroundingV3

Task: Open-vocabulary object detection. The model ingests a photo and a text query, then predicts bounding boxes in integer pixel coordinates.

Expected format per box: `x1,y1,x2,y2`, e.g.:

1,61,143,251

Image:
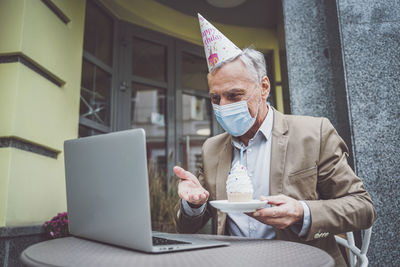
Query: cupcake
226,162,253,202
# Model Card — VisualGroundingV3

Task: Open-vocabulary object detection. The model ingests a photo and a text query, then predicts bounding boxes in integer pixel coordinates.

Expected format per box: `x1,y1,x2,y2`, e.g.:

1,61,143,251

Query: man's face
208,59,268,118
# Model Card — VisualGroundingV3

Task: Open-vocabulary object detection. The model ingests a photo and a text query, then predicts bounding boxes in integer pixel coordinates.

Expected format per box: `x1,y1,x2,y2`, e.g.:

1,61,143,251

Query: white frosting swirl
226,162,253,194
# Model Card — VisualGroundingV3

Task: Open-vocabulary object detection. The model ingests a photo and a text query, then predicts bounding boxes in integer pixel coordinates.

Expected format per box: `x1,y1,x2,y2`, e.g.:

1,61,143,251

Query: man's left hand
247,194,304,230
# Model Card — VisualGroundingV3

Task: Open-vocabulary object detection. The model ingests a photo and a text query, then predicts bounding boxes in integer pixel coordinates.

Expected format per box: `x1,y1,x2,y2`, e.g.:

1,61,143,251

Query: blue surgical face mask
212,88,260,137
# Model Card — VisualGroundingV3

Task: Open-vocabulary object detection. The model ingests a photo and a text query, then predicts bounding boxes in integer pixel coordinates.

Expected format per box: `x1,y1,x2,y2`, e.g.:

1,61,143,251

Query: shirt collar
231,104,274,149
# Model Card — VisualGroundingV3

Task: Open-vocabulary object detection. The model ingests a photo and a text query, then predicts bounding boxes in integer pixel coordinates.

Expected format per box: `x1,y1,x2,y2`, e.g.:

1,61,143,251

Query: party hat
198,13,242,72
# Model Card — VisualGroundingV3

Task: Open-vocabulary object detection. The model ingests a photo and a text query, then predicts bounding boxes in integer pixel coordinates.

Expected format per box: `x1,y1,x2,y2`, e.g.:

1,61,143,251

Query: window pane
182,52,208,91
132,38,166,82
80,60,95,117
182,94,211,136
83,1,96,57
94,67,111,125
181,94,211,174
78,124,103,138
80,59,111,126
180,139,205,175
131,83,166,172
84,0,113,66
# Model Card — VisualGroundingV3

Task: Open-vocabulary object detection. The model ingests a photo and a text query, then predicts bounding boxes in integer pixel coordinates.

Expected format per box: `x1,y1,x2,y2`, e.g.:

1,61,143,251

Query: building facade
0,0,398,266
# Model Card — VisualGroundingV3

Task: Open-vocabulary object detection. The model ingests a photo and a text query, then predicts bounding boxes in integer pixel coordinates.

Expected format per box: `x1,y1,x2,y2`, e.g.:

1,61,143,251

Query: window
130,34,169,174
79,0,114,137
80,59,111,126
181,52,209,91
83,0,113,66
81,2,275,177
176,44,215,174
132,37,166,83
131,83,167,171
181,94,212,172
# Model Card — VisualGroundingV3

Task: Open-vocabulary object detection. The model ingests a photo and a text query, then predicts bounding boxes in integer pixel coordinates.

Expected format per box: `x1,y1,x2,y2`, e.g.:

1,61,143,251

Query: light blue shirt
182,105,311,238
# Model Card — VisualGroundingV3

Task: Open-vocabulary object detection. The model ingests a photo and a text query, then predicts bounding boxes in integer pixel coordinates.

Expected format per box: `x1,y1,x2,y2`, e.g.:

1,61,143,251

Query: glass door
116,24,175,179
118,24,221,178
175,40,220,175
130,36,169,174
79,0,116,137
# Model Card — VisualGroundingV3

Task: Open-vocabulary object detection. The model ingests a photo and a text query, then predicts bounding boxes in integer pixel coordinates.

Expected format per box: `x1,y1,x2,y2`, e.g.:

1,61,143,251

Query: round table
20,235,334,267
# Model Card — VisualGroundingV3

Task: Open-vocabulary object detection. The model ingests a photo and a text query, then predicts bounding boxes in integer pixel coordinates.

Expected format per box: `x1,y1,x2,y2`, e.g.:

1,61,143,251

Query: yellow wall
6,150,67,226
100,0,284,112
0,0,86,226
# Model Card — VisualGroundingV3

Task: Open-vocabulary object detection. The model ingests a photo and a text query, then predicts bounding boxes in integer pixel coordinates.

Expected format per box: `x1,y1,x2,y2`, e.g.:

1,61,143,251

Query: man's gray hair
209,47,267,84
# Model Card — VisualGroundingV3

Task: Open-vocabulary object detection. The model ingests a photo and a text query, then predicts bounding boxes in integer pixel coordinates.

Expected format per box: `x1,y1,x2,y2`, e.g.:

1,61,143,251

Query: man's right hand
173,166,209,207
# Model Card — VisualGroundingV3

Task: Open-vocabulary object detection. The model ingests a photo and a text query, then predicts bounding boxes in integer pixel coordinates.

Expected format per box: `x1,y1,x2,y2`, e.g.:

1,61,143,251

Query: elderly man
173,15,376,266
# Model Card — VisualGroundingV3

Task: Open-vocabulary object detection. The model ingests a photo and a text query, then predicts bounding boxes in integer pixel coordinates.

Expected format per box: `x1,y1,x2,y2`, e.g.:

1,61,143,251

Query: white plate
209,200,268,213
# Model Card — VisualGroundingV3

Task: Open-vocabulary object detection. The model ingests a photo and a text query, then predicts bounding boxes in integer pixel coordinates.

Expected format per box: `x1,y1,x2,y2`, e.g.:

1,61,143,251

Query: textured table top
20,235,334,267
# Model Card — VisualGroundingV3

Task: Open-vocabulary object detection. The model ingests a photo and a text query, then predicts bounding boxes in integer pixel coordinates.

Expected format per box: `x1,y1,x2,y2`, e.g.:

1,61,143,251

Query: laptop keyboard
152,236,191,246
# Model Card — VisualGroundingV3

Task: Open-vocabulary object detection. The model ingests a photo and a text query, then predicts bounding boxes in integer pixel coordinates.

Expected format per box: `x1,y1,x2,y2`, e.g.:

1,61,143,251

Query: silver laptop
64,128,228,253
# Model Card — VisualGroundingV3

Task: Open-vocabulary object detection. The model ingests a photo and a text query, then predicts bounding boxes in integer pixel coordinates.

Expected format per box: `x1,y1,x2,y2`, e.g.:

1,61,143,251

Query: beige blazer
175,107,376,266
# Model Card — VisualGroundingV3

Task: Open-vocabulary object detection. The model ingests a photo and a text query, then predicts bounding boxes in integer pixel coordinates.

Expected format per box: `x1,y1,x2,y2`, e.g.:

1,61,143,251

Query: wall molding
0,53,65,87
0,137,60,159
0,225,45,238
40,0,71,24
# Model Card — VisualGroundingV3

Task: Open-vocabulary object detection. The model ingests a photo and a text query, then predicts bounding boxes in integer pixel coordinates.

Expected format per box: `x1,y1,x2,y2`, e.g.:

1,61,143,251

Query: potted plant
43,212,69,239
148,162,180,233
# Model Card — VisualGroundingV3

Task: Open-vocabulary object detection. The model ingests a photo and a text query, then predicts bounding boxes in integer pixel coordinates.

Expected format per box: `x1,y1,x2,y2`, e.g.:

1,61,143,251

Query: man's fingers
173,166,197,182
253,206,284,218
178,181,209,200
189,194,205,205
246,209,292,229
178,188,206,204
264,195,287,205
173,166,190,180
191,191,209,203
200,193,208,201
176,168,209,205
178,191,190,202
246,195,302,229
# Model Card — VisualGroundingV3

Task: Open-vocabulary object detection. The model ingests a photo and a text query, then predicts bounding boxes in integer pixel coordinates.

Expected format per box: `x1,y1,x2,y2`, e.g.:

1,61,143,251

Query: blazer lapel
269,107,289,195
216,135,232,201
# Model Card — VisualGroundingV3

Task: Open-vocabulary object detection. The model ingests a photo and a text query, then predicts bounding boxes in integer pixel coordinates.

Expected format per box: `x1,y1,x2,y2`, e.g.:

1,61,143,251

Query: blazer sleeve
303,118,376,241
174,151,213,234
